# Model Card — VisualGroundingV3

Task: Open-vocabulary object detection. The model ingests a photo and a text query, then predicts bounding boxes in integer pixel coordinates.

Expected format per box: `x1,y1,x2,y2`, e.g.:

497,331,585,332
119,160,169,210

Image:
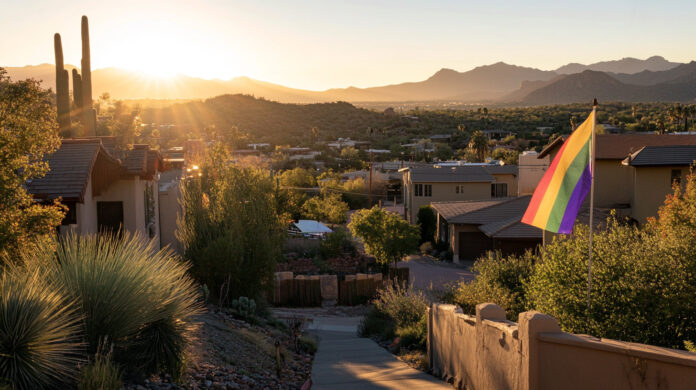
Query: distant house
429,134,453,143
27,139,165,245
518,151,549,195
622,145,696,222
539,134,696,222
482,129,515,140
432,196,542,262
400,164,518,224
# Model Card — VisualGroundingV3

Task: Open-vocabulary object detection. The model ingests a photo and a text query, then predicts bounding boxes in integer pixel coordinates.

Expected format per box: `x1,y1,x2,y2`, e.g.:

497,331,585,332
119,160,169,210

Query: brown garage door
458,232,494,261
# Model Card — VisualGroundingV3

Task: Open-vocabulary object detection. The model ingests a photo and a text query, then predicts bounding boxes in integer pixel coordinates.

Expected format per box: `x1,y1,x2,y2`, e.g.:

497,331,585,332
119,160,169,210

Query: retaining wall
428,303,696,390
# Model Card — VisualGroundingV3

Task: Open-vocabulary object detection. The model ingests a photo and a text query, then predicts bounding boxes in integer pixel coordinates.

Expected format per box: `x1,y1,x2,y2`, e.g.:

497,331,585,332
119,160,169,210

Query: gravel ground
125,306,314,390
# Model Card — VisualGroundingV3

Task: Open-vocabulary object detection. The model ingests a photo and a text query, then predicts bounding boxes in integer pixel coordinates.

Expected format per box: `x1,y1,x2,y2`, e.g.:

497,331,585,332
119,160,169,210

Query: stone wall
428,303,696,390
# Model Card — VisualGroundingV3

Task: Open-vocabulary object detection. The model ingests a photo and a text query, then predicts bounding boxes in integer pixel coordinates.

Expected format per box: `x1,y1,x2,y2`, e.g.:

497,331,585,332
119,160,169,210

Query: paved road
309,317,452,389
397,256,475,290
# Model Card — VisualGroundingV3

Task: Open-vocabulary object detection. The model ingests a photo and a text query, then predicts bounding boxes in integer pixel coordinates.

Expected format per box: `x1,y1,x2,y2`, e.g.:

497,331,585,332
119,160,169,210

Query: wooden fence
338,278,383,306
268,278,322,307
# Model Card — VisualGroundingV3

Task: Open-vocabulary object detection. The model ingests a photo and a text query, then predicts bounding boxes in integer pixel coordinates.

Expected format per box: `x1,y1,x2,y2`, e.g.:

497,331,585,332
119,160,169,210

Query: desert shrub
78,353,122,390
319,227,355,260
416,206,437,244
419,241,433,255
178,159,284,300
298,335,318,354
528,218,696,349
454,251,534,320
361,283,429,351
0,269,82,389
22,233,202,377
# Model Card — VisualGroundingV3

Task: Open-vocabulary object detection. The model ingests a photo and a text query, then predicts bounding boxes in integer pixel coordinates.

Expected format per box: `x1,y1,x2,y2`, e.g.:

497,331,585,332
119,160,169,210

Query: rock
204,379,213,387
226,382,241,390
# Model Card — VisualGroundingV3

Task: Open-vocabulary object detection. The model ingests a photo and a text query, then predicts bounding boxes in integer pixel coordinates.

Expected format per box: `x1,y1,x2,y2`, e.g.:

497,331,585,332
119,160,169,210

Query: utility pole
368,151,373,207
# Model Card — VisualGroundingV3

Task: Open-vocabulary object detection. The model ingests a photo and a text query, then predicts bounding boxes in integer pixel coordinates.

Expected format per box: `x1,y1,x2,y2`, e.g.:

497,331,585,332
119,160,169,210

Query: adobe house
538,134,696,222
431,196,541,262
27,139,164,244
401,165,518,224
622,145,696,222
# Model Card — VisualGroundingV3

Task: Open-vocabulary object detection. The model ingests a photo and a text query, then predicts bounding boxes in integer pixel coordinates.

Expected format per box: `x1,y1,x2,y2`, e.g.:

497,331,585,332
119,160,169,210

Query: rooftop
623,145,696,167
402,165,494,183
539,133,696,160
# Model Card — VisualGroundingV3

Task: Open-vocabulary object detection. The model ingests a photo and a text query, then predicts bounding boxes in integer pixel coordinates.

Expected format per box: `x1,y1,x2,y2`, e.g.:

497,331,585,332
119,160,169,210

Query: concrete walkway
309,317,452,389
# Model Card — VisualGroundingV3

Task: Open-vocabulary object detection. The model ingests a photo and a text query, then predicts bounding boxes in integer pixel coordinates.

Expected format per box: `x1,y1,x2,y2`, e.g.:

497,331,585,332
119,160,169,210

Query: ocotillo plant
53,33,72,135
81,15,95,136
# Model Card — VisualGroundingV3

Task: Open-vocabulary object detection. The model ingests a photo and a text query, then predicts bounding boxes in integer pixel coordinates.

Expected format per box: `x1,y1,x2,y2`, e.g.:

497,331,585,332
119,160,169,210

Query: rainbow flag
522,110,595,234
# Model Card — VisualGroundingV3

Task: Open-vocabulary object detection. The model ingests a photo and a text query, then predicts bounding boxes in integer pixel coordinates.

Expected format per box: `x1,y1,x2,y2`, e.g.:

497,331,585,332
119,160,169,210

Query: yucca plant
0,269,83,389
23,233,202,377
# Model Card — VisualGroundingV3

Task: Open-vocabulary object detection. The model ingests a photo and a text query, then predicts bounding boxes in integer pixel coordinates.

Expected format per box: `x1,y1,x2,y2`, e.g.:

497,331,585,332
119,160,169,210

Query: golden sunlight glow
101,19,240,79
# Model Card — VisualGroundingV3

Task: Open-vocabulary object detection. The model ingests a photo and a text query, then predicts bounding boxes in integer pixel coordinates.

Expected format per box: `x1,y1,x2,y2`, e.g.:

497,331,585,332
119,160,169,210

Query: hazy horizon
3,0,696,90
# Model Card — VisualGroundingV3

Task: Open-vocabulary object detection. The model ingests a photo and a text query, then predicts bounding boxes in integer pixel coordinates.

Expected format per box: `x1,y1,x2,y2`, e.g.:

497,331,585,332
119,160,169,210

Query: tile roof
406,165,494,183
122,145,149,175
539,134,696,160
484,165,518,176
623,145,696,167
432,196,542,239
26,139,120,202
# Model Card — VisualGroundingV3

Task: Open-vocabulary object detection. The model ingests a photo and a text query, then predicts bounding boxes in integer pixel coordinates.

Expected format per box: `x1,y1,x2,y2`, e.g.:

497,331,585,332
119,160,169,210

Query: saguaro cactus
54,33,72,135
81,15,96,136
71,69,83,115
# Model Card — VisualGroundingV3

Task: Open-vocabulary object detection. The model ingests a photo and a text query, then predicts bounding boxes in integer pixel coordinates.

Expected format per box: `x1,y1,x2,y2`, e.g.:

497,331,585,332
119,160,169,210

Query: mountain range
4,56,696,105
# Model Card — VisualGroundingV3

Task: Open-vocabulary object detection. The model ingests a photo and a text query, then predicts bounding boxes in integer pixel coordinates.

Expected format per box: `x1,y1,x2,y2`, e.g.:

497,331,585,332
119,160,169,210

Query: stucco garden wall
428,303,696,390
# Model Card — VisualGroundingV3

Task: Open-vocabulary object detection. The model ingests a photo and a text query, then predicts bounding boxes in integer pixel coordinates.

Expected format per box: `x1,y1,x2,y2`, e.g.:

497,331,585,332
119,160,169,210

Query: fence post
518,311,561,390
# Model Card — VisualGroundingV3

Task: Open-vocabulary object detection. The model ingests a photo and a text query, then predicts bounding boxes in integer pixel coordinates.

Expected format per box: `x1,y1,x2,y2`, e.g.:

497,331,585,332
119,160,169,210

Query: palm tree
683,105,695,133
468,130,490,162
668,104,684,132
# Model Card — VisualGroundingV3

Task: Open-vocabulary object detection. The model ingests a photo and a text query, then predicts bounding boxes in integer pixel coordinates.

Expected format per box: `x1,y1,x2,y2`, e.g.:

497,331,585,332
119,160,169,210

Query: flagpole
587,98,598,316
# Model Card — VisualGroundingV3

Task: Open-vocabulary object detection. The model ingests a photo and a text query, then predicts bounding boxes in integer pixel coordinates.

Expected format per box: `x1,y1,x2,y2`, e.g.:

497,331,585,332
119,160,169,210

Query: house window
415,184,432,197
97,201,124,234
491,183,508,198
61,201,77,225
671,169,682,185
455,185,466,194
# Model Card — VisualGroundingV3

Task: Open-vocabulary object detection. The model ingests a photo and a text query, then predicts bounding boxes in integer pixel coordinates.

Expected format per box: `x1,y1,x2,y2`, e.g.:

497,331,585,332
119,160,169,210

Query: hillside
140,94,395,144
518,70,696,105
555,56,681,75
613,61,696,86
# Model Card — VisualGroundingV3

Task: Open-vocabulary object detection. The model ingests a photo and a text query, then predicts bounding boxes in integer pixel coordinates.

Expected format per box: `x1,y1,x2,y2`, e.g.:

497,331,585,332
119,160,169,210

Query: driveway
397,256,475,291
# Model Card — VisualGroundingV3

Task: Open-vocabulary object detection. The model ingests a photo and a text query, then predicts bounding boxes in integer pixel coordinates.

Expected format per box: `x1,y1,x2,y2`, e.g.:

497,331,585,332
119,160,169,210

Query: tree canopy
348,206,419,267
0,68,65,258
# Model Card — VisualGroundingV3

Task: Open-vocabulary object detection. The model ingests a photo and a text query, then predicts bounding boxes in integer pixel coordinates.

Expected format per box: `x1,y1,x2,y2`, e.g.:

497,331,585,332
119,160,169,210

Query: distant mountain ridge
554,56,681,74
3,56,694,105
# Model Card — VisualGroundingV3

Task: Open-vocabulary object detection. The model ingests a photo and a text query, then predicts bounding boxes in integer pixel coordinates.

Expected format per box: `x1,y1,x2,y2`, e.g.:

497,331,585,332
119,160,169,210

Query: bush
23,233,202,377
361,283,429,351
178,162,284,301
454,251,534,320
319,227,355,260
0,269,82,389
78,353,122,390
416,206,437,244
419,241,433,255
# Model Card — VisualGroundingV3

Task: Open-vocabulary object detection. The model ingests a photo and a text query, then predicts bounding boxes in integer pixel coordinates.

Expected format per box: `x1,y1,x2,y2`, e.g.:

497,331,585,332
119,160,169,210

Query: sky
2,0,695,90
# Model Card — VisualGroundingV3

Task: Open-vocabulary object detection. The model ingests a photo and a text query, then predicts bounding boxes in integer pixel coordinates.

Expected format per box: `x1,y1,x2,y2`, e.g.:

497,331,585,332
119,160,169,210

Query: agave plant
23,232,203,377
0,269,83,389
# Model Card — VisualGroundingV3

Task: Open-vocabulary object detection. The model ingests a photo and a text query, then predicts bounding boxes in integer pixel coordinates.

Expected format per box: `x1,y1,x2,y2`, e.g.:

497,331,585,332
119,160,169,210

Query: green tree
416,205,436,244
467,130,490,162
104,101,142,151
177,141,284,301
348,206,419,268
302,192,349,225
0,68,65,258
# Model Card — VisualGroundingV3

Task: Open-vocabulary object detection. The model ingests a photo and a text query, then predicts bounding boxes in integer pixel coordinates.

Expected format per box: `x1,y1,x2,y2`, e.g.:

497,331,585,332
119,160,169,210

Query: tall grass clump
360,283,429,351
0,269,83,389
77,351,122,390
22,232,202,377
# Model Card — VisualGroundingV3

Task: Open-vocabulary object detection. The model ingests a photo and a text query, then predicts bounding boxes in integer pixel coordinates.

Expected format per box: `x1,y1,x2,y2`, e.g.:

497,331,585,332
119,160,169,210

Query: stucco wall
159,181,182,251
594,159,633,207
518,152,549,195
632,166,683,223
407,180,491,223
429,303,696,390
95,177,146,236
